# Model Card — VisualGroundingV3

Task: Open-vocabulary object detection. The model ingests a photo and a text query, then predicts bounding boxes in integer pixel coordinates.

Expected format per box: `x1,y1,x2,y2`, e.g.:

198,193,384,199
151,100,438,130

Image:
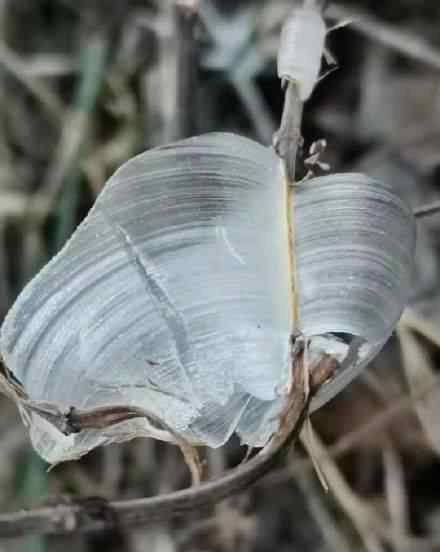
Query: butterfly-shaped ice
0,133,415,463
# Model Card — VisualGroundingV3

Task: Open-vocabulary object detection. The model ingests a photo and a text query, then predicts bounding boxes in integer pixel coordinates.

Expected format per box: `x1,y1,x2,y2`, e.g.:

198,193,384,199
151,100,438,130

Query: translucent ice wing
94,133,292,403
1,133,292,461
293,173,416,410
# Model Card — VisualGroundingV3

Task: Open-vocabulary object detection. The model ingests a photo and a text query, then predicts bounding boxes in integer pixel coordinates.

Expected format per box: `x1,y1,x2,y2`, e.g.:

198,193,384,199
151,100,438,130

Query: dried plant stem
273,80,304,329
383,446,410,547
301,430,387,552
301,431,439,551
0,352,336,539
273,81,303,184
273,0,329,183
174,0,199,139
37,32,110,249
265,373,440,488
232,75,276,144
296,472,352,552
142,4,177,145
0,41,64,121
328,4,440,71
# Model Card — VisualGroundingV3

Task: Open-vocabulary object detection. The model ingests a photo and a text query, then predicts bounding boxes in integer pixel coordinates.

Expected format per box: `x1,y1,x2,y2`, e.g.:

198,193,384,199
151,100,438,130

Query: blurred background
1,0,440,550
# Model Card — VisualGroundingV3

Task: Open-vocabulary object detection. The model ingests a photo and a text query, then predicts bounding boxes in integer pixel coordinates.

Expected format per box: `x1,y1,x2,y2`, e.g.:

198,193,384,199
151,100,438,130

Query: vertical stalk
274,0,325,331
174,1,199,139
54,32,109,251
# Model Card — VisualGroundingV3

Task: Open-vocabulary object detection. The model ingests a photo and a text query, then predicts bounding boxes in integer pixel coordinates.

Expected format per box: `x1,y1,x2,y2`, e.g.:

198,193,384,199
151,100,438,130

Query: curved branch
0,352,336,539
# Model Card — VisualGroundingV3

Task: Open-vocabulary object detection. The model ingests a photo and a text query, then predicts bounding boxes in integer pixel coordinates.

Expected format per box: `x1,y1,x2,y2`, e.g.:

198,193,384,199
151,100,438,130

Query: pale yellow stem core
281,159,301,331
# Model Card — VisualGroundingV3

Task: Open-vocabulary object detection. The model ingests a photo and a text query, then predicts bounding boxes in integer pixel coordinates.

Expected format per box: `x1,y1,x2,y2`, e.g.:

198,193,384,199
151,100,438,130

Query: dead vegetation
1,0,440,551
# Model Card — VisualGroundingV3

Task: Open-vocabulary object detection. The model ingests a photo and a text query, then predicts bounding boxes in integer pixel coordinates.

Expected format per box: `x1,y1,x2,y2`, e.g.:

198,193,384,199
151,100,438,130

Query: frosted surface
1,133,292,461
277,6,326,100
294,173,416,408
0,134,416,464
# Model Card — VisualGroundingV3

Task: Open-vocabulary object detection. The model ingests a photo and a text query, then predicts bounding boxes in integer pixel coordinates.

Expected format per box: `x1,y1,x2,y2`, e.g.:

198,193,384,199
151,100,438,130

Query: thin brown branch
0,351,336,539
273,81,304,184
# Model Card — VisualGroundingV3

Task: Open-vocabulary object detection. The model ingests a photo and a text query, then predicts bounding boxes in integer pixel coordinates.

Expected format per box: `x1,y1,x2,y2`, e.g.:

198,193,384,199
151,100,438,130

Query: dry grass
1,1,440,550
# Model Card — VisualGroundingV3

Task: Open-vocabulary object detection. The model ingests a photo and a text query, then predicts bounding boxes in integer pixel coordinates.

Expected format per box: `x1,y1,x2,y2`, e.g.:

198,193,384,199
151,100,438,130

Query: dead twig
0,351,336,539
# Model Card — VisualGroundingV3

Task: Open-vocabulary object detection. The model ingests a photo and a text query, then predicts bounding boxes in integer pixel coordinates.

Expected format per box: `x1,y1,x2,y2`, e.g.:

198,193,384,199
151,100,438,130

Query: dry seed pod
0,133,415,464
277,2,327,100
